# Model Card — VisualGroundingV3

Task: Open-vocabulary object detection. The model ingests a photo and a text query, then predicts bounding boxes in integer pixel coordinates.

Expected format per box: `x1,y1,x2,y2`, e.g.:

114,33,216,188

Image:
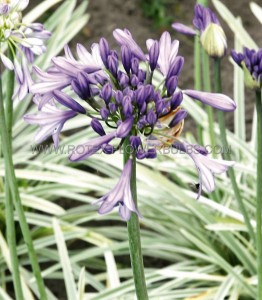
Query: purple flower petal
184,90,236,111
69,132,116,161
169,109,187,128
0,53,14,70
113,29,146,60
158,31,172,76
116,117,134,138
96,159,141,220
53,90,86,114
172,23,197,36
91,118,106,136
173,141,234,198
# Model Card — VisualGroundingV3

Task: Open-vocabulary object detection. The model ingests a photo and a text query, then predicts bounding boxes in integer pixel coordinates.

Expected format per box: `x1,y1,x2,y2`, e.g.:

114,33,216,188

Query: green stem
197,0,208,5
0,62,47,299
214,58,255,245
202,50,216,157
255,89,262,299
123,140,148,300
3,48,24,300
194,35,204,145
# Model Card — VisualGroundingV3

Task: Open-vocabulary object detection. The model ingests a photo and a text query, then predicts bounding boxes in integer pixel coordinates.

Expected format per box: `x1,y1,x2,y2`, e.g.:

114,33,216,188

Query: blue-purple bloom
0,0,51,100
231,47,262,89
172,4,227,58
95,159,141,220
25,28,236,220
173,141,235,198
24,97,77,148
184,90,236,111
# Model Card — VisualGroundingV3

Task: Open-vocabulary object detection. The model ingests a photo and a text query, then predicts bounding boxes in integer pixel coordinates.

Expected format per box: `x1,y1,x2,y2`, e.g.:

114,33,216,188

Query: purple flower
121,45,132,73
173,141,234,198
91,118,106,136
69,117,133,161
193,4,220,33
184,90,236,111
169,109,187,128
170,91,183,110
13,56,33,101
31,44,102,98
24,99,77,148
148,41,160,71
172,23,196,36
113,29,146,61
53,90,86,114
30,66,72,95
231,47,262,89
116,117,134,138
0,3,52,100
69,132,116,161
100,83,113,103
0,4,10,15
95,159,141,221
24,28,237,221
172,4,227,58
99,38,110,67
147,32,179,77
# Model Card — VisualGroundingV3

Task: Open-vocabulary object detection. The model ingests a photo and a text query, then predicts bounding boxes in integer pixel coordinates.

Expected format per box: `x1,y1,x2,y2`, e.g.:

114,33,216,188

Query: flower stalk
214,58,255,244
194,34,204,145
202,50,216,157
0,59,47,299
123,139,148,300
4,47,23,300
255,89,262,299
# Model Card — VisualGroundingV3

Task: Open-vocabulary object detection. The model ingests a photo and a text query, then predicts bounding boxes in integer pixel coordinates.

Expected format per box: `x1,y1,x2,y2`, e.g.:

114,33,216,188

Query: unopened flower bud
200,23,227,58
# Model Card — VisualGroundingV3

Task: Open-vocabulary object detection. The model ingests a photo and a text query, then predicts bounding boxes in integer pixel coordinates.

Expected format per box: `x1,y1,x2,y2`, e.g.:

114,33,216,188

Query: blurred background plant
141,0,173,27
0,0,262,299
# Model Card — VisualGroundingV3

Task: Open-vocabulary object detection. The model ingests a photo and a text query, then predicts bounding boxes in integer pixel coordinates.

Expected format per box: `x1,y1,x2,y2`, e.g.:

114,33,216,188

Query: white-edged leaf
53,218,78,300
250,2,262,25
78,267,86,300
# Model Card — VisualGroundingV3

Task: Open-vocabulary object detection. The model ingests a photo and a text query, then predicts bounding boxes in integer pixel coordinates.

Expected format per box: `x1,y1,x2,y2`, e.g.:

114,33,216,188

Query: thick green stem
214,59,255,245
0,63,47,299
3,48,24,300
123,140,148,300
202,50,216,157
194,35,204,145
255,90,262,299
197,0,208,5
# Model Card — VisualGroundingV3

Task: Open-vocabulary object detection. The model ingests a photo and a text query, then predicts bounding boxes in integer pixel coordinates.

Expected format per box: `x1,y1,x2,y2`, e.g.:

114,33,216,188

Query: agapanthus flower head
0,0,51,100
231,47,262,90
25,28,236,219
172,4,227,58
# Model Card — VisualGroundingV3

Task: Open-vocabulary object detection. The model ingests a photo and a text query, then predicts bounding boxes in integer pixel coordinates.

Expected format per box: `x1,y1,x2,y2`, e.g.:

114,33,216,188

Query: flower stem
194,34,204,145
197,0,208,5
3,48,24,300
214,58,255,245
202,50,216,157
255,89,262,299
123,140,148,300
0,63,47,299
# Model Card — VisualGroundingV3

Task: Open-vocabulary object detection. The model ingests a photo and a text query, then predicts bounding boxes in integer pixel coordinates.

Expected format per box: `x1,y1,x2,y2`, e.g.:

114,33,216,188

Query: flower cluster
25,29,236,220
172,4,227,58
0,0,51,100
231,47,262,90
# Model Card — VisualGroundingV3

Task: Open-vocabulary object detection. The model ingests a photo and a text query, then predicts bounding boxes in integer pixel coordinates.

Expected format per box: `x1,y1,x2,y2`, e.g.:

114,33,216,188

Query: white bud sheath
200,23,227,58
